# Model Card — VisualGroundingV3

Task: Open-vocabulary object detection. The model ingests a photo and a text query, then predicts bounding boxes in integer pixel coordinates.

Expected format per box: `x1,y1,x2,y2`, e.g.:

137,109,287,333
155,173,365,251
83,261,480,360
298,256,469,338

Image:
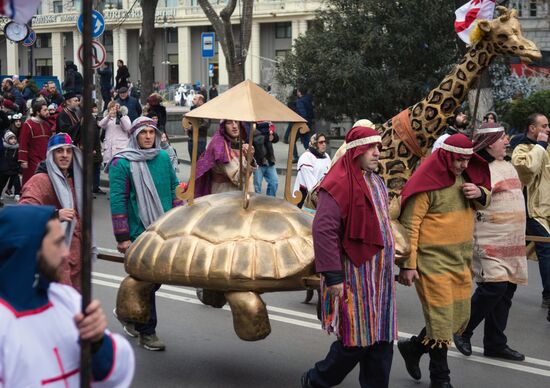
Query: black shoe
453,334,472,356
93,188,106,195
301,372,314,388
292,158,299,164
429,381,453,388
398,339,423,381
484,346,525,361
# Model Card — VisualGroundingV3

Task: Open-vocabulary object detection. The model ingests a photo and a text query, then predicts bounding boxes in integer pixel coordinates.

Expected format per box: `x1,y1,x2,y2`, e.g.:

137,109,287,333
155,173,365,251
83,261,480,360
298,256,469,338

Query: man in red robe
18,99,53,185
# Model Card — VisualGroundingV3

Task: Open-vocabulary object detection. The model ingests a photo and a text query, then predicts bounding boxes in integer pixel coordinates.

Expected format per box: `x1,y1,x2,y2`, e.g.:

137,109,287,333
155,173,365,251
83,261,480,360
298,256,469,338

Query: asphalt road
82,190,550,388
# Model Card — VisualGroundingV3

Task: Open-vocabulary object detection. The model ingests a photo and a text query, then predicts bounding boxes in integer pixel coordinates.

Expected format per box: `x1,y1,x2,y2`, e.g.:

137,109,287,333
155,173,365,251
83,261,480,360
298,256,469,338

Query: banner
455,0,496,45
1,0,42,24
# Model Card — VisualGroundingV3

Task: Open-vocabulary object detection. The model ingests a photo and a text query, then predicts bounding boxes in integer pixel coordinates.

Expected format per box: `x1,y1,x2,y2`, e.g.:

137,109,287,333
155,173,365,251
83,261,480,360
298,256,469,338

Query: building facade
0,1,548,89
0,0,320,89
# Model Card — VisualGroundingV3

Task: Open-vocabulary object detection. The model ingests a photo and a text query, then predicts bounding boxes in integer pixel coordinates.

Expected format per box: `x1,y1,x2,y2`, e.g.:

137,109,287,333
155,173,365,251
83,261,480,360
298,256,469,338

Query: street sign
201,32,215,58
208,63,214,77
22,29,37,47
77,10,105,39
78,40,106,69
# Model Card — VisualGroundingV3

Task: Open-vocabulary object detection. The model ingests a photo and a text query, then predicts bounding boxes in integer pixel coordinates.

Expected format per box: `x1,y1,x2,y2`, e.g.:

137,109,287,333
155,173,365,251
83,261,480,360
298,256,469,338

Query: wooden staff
80,0,94,385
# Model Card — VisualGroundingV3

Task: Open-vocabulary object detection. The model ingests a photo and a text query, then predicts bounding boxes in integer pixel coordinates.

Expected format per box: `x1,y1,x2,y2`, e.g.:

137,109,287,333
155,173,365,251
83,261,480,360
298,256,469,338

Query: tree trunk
198,0,254,88
139,0,159,104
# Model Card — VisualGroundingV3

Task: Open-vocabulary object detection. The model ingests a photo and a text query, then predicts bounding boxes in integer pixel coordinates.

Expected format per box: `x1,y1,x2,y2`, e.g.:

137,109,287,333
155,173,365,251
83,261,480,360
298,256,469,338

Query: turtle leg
196,288,227,308
224,291,271,341
116,276,156,324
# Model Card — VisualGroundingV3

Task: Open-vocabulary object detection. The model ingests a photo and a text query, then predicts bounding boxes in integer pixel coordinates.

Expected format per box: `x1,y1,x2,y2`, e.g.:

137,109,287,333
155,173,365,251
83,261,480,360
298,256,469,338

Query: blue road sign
208,64,214,71
77,10,105,39
22,29,37,47
201,32,215,58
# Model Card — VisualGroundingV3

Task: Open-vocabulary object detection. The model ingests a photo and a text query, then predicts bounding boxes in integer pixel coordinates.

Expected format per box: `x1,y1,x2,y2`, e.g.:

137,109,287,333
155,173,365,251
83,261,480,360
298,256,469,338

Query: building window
36,59,53,76
165,0,179,6
529,0,537,17
35,34,51,49
105,0,123,9
53,1,63,13
275,50,290,61
275,22,292,39
167,28,178,43
104,30,113,46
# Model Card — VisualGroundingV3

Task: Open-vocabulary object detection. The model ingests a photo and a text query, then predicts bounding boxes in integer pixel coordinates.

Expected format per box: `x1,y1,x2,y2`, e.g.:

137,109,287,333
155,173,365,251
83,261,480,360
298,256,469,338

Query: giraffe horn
496,6,510,21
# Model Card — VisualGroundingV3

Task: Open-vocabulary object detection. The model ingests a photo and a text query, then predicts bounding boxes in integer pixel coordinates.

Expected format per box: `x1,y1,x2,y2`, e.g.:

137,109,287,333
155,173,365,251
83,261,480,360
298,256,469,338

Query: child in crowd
0,130,21,205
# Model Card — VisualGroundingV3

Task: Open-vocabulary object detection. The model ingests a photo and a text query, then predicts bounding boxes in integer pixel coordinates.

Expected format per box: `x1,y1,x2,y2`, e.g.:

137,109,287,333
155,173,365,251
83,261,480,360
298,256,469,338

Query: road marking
92,274,550,377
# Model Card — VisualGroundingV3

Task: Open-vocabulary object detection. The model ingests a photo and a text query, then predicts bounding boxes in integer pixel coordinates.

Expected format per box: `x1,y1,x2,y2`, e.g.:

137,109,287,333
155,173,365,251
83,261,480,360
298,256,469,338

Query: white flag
455,0,496,45
1,0,42,24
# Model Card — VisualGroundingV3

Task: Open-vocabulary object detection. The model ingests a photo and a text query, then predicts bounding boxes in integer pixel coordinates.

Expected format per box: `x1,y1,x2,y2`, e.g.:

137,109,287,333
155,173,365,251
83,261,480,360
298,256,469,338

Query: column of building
245,22,260,83
6,41,19,75
178,26,192,84
51,32,65,81
72,31,82,73
217,40,229,86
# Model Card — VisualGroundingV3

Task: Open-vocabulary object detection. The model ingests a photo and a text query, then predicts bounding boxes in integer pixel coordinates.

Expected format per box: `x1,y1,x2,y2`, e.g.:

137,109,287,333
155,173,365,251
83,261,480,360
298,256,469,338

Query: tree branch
220,0,237,22
197,0,224,32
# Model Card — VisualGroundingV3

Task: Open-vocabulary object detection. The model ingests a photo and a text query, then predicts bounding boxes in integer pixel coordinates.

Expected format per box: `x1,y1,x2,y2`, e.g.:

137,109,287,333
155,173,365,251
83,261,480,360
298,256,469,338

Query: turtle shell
125,191,315,292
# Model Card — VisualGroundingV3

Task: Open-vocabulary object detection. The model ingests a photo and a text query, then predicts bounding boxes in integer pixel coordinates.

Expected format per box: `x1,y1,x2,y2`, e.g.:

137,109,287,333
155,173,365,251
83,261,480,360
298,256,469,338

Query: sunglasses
317,140,326,144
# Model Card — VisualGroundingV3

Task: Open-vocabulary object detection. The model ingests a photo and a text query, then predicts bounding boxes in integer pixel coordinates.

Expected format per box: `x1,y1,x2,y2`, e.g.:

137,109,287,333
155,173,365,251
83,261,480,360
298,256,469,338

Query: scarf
319,126,385,266
400,134,491,207
114,117,164,229
308,146,327,159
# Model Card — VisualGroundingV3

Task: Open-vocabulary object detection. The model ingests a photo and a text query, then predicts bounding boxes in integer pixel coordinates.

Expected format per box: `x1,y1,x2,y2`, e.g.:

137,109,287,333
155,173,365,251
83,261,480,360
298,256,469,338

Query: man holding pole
109,116,180,351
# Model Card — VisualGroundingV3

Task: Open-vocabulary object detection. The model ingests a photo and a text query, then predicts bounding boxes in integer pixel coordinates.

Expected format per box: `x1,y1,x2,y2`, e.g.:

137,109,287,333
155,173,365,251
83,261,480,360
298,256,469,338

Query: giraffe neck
408,38,497,148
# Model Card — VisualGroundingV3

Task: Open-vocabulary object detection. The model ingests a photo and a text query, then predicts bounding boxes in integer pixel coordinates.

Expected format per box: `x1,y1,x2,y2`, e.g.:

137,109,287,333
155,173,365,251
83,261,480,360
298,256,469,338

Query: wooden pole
80,0,94,385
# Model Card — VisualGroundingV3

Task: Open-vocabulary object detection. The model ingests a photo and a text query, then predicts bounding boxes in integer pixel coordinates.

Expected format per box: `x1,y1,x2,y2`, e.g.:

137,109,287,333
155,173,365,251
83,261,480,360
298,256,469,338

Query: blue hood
0,205,56,312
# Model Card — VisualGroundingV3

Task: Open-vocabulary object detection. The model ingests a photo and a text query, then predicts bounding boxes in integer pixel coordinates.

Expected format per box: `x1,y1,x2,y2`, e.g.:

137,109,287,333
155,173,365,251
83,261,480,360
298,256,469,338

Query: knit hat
48,133,74,150
3,130,16,143
473,122,505,152
8,113,22,121
130,116,159,135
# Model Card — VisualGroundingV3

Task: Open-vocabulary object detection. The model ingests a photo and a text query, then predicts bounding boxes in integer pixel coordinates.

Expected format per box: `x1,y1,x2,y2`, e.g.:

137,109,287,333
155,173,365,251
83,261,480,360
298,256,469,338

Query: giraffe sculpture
374,6,541,198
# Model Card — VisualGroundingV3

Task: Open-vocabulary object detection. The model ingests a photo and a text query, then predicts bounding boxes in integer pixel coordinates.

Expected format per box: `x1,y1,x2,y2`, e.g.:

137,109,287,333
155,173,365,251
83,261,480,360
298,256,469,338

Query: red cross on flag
455,0,496,45
0,0,42,24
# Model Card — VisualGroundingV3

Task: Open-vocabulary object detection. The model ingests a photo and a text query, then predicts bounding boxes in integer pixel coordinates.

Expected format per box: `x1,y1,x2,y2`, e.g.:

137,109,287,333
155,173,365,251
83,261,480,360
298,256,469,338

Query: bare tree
139,0,159,103
198,0,254,87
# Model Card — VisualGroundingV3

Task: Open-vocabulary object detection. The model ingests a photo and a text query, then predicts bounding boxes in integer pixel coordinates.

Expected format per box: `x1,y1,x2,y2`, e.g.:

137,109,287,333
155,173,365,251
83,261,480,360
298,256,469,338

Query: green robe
109,150,179,242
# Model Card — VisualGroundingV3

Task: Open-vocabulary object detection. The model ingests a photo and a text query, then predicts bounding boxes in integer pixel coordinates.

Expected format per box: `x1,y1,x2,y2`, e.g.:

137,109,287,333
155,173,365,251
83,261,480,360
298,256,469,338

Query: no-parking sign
77,40,106,69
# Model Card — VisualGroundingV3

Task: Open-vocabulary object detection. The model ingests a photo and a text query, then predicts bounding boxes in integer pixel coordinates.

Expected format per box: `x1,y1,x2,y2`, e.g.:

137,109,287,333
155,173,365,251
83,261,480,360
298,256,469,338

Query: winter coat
99,112,131,164
115,66,130,90
148,104,167,132
115,95,142,123
0,132,19,175
97,66,113,90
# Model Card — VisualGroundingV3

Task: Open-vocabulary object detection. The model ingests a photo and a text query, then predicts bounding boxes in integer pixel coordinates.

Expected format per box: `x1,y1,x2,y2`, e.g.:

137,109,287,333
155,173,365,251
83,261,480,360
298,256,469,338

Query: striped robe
320,171,398,347
398,175,490,345
473,160,528,285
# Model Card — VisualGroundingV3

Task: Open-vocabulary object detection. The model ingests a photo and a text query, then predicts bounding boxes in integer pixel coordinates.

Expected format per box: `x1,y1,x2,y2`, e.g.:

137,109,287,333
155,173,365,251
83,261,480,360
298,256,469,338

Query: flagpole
80,0,94,385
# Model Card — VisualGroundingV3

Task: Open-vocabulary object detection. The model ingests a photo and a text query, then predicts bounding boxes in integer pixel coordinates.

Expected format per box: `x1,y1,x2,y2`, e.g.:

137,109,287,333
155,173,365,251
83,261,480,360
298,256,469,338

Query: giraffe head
477,6,541,64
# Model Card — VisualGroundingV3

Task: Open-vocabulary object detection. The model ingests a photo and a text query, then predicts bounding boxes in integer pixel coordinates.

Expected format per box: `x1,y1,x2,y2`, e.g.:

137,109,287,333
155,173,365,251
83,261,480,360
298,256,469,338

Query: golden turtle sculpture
116,191,315,341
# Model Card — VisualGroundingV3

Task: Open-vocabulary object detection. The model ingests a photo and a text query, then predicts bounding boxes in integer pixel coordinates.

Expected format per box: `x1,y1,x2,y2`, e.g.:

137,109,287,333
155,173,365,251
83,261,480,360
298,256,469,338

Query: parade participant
0,205,135,386
56,92,82,146
253,121,279,197
0,130,20,205
397,134,491,388
301,126,397,388
432,107,470,150
18,98,54,185
100,101,131,166
453,123,527,361
511,113,550,319
194,119,255,197
109,117,180,351
19,133,90,292
294,133,331,207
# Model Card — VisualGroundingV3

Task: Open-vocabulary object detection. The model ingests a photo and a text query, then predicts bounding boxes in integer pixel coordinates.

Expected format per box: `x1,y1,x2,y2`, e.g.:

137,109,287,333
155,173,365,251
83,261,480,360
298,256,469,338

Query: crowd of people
1,69,549,387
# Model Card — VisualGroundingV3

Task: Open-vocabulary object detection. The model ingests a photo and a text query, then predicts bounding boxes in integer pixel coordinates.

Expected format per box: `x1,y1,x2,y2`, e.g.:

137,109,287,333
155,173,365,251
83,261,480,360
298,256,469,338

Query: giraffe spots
425,117,442,134
380,148,395,160
411,119,422,131
424,106,438,121
429,91,443,104
407,156,421,170
412,103,424,117
441,97,457,113
478,52,488,66
386,160,406,175
453,83,465,99
439,80,453,92
397,142,411,158
387,177,408,191
466,61,477,72
457,69,467,81
486,43,493,52
381,131,392,147
416,134,427,148
469,50,477,58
